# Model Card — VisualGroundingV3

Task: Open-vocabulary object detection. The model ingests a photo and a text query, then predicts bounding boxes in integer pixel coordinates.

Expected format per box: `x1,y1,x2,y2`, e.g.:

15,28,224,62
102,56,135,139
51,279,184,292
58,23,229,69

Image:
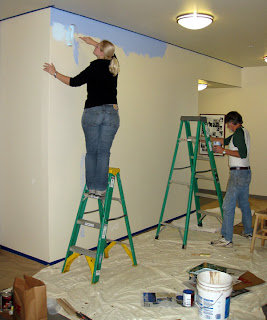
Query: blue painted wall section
50,7,167,64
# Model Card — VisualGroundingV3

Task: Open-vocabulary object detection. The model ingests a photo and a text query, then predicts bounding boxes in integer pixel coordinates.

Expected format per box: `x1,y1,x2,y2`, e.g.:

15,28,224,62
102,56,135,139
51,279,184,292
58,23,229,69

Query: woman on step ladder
43,36,120,199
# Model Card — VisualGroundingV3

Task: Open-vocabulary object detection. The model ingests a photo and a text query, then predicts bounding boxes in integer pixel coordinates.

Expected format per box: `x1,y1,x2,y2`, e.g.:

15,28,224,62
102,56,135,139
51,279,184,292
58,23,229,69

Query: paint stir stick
56,298,92,320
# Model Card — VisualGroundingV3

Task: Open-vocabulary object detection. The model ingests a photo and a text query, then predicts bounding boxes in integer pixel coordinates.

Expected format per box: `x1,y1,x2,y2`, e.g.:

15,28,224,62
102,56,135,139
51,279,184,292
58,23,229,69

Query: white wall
198,66,267,196
0,8,242,263
0,10,51,261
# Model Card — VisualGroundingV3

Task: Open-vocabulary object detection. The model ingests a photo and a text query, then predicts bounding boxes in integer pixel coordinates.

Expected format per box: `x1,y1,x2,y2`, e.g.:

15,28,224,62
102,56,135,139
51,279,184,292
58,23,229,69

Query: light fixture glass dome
177,13,213,30
198,83,208,91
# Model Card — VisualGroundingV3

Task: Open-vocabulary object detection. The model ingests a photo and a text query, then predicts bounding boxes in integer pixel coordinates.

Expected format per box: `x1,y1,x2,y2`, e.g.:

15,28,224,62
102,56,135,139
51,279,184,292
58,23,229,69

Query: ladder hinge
107,215,126,222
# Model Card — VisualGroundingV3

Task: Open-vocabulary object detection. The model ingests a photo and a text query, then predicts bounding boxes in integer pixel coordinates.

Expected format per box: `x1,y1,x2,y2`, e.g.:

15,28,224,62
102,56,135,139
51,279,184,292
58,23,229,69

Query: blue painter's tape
0,245,64,266
50,8,167,58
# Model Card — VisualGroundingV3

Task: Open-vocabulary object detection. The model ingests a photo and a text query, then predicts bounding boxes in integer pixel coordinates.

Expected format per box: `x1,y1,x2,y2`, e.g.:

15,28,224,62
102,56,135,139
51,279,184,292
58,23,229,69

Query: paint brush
56,298,76,315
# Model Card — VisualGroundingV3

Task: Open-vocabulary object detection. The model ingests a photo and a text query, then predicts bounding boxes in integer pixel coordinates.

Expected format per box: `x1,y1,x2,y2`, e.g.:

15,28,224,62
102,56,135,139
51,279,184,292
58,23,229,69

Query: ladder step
178,136,196,142
84,193,121,203
188,136,195,141
77,219,101,229
195,192,218,200
69,245,96,258
170,180,190,186
197,210,222,219
195,174,214,181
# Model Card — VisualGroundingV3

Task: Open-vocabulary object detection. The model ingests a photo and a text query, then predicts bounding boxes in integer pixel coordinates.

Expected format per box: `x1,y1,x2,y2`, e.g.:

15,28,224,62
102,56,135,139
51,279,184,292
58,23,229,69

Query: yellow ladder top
109,167,120,175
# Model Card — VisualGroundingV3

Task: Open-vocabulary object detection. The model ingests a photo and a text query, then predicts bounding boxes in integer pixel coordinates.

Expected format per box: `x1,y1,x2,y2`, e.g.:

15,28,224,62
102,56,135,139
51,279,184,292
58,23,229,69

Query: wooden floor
0,196,266,291
0,248,46,290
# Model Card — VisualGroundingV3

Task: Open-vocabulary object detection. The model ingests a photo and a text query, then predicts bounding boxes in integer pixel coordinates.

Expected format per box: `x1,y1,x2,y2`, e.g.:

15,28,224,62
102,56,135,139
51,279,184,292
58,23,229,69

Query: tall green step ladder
62,167,137,284
155,116,224,249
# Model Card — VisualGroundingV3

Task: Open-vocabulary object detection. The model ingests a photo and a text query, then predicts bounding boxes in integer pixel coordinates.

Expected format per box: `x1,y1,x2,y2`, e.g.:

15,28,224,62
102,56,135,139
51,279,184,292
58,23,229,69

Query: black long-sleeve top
69,59,118,108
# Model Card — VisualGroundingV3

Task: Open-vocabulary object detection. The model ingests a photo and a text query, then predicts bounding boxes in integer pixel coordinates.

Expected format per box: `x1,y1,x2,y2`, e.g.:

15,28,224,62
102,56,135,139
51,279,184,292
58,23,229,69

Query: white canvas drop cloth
35,220,266,320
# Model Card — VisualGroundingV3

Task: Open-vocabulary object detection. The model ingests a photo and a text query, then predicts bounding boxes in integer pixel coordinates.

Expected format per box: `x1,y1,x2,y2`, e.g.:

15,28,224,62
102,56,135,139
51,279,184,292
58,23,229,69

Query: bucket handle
195,293,223,309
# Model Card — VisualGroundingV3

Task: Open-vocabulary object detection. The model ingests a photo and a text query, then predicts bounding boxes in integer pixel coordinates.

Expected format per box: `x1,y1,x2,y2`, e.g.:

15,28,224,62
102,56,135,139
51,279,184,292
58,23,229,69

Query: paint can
183,289,194,307
0,290,13,311
176,295,183,305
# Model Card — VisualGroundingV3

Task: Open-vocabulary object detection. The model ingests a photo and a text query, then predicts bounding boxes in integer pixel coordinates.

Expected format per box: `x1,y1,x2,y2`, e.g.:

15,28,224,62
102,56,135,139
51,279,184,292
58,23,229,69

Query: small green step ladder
155,116,224,249
62,167,137,284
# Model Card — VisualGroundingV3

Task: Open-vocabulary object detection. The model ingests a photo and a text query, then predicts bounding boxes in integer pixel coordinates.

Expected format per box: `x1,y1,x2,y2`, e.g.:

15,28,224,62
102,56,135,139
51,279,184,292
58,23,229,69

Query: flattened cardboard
233,271,265,290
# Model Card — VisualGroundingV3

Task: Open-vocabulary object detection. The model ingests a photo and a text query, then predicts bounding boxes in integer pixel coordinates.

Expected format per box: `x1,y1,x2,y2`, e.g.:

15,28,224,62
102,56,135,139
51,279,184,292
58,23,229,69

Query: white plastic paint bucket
197,271,233,320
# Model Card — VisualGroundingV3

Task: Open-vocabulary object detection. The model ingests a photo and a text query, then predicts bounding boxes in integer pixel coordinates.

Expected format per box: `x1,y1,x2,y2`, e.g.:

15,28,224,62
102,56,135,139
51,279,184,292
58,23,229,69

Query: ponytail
109,56,120,76
99,40,120,76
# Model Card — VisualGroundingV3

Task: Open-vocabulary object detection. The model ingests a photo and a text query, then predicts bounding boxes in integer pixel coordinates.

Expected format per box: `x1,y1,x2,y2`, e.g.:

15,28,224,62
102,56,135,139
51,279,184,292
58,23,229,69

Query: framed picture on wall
199,114,225,155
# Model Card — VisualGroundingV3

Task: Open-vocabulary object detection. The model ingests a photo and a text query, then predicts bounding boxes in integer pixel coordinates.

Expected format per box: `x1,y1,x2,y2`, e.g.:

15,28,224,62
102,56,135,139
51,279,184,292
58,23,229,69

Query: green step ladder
62,167,137,284
155,116,224,249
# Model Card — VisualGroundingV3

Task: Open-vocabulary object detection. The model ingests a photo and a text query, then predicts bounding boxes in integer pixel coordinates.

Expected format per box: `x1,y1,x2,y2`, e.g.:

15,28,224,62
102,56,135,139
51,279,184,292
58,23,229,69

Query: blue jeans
82,105,120,191
221,169,253,242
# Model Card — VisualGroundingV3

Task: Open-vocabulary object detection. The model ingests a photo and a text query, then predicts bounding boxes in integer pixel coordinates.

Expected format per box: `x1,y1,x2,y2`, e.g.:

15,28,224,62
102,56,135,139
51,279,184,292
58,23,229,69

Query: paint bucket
197,271,233,320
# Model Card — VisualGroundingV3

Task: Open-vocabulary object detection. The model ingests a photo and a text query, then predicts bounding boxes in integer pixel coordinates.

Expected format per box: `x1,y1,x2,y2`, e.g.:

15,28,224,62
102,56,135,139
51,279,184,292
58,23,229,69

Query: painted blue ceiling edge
50,7,167,58
0,6,242,67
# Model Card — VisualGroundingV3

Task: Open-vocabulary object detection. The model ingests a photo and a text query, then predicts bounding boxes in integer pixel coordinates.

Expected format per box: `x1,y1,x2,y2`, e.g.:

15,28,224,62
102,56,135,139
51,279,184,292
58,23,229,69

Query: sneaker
211,237,233,248
95,190,106,198
86,189,96,198
241,231,253,240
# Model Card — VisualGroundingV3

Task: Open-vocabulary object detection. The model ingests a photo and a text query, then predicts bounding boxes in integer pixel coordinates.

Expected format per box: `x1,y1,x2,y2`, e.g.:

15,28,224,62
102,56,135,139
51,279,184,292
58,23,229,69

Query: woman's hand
43,63,70,85
79,36,98,47
43,63,56,76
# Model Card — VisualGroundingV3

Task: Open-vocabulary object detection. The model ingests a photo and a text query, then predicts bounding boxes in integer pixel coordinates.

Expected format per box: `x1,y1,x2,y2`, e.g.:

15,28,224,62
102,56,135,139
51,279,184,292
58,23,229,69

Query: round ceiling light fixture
263,56,267,63
177,13,214,30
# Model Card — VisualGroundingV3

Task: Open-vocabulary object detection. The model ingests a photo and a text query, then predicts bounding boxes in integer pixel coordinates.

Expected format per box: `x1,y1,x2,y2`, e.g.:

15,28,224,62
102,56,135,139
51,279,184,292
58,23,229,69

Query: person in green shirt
211,111,253,248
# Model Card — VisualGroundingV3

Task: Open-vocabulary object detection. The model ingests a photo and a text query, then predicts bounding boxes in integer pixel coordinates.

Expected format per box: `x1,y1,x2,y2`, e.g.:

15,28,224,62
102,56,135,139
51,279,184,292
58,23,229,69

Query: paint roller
66,24,76,46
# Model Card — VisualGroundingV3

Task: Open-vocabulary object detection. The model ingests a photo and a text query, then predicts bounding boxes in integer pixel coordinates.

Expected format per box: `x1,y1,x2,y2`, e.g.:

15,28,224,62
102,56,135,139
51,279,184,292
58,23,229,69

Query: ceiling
1,0,267,68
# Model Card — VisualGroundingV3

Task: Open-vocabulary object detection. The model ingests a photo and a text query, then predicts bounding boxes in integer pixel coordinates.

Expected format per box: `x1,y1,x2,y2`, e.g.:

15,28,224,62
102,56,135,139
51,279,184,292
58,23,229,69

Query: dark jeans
221,170,253,242
82,105,120,191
